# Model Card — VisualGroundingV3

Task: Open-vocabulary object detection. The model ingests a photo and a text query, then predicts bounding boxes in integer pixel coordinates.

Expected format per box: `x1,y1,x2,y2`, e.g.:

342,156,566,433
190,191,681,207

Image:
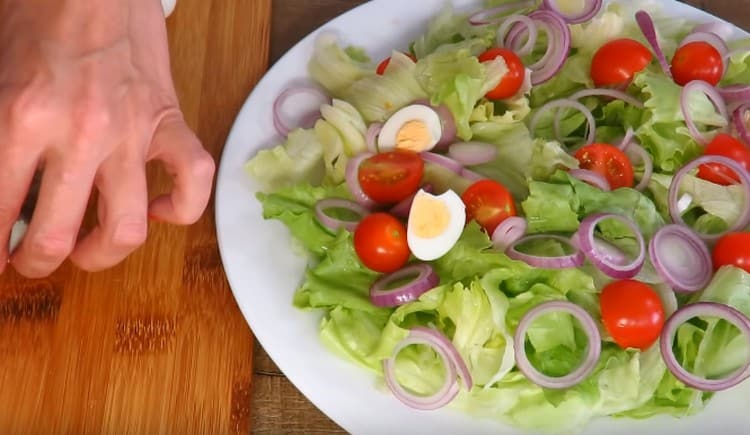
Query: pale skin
0,0,215,278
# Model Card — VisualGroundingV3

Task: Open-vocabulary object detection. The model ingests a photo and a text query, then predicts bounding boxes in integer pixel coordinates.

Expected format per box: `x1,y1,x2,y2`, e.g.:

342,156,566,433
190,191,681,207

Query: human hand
0,0,215,278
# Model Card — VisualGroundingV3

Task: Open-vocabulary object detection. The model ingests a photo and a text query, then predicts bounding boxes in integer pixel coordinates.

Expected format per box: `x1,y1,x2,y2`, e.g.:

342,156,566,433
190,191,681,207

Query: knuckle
30,232,74,261
111,215,148,248
190,151,216,181
4,89,48,132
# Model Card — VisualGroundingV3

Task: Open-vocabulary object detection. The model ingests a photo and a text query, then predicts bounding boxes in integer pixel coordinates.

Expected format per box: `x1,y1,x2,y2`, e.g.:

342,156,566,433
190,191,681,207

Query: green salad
245,0,750,431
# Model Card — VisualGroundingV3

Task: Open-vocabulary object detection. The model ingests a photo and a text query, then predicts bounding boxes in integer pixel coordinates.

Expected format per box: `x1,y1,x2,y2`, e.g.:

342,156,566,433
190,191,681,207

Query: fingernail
148,213,163,223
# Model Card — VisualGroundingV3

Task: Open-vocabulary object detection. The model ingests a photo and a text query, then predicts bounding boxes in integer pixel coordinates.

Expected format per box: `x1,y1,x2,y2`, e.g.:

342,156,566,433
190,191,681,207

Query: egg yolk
396,120,433,152
410,194,450,238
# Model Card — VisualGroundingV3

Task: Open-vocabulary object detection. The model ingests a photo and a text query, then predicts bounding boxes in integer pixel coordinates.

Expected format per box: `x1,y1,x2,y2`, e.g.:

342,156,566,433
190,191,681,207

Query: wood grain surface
0,0,270,434
255,0,750,433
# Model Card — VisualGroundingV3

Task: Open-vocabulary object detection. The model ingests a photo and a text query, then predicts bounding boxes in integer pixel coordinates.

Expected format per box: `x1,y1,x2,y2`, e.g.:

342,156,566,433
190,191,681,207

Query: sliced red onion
660,302,750,392
693,21,735,41
497,14,538,57
448,142,497,166
370,263,440,307
527,10,572,85
680,80,728,146
624,143,654,192
420,152,463,174
720,85,750,105
390,184,433,219
617,127,636,150
635,10,672,79
668,155,750,241
590,237,628,266
569,88,645,109
648,224,712,293
468,0,537,26
413,100,457,151
733,103,750,145
679,31,729,75
460,168,486,182
570,169,611,191
366,123,383,153
541,0,602,24
575,213,646,279
383,327,472,410
506,234,585,269
491,216,527,251
514,301,601,389
314,198,369,233
346,152,378,209
530,99,596,145
273,85,330,137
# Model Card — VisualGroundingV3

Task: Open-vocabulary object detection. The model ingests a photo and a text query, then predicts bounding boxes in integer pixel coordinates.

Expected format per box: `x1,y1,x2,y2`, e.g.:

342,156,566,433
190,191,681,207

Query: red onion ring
660,302,750,392
648,224,712,293
575,213,646,279
719,85,750,105
497,14,538,57
506,234,586,269
345,152,378,209
679,31,730,76
413,100,458,151
623,142,654,192
390,184,433,219
314,198,369,233
569,169,611,191
460,168,486,182
420,152,463,174
514,301,601,389
529,99,597,145
526,10,572,85
468,0,537,26
617,127,636,150
491,216,527,251
568,88,645,109
370,263,440,307
383,327,472,410
693,21,735,41
541,0,602,24
635,10,673,79
680,80,728,146
448,142,497,166
668,155,750,241
365,123,383,153
733,103,750,145
273,85,330,137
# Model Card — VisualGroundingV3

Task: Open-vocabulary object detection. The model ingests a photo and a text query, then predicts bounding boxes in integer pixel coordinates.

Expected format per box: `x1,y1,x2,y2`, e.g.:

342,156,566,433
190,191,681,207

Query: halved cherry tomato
670,41,724,86
460,179,516,234
376,53,417,75
354,213,410,273
590,38,653,87
358,150,424,204
574,143,635,189
600,279,665,351
697,133,750,185
712,232,750,273
478,48,526,100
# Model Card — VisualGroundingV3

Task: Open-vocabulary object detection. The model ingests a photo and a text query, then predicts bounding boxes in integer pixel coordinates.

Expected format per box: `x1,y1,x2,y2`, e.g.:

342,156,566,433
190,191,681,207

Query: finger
0,149,40,269
147,115,215,225
69,156,148,271
10,159,96,278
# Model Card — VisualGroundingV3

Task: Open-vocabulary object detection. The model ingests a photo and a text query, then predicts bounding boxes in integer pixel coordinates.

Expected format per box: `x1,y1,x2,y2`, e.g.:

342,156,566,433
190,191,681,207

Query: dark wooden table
254,0,750,433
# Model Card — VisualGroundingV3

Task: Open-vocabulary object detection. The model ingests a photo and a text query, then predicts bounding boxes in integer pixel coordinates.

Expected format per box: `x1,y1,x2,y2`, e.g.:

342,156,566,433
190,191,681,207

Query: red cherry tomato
376,53,417,75
358,150,424,204
460,179,516,234
600,279,665,351
670,41,724,86
353,213,410,273
697,133,750,186
590,38,653,87
712,232,750,273
478,48,526,100
574,143,635,189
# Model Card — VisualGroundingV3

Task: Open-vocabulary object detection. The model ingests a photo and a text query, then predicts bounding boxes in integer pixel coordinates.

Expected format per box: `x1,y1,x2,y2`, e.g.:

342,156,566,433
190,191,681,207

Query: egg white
377,104,442,152
407,189,466,261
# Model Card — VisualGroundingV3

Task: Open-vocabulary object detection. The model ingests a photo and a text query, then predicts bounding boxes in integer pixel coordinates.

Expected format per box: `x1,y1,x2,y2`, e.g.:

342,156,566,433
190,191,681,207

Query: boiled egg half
378,104,442,153
407,189,466,261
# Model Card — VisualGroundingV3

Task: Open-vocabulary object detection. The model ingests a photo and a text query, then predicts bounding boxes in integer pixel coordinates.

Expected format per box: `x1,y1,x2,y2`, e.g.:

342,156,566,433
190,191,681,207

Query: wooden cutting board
0,1,271,433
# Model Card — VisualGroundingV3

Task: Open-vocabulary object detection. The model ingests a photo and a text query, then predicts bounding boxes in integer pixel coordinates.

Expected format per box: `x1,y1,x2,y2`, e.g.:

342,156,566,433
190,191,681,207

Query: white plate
215,1,750,434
